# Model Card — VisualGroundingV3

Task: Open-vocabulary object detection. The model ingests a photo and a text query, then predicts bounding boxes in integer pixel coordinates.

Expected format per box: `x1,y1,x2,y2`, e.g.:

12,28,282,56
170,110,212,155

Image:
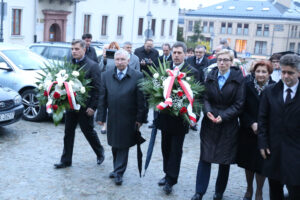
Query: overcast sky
180,0,227,9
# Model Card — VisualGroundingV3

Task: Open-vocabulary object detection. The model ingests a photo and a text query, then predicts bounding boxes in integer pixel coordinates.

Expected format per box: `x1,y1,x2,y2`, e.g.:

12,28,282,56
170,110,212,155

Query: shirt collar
173,62,184,70
117,67,128,75
283,79,299,94
218,69,231,79
75,56,85,63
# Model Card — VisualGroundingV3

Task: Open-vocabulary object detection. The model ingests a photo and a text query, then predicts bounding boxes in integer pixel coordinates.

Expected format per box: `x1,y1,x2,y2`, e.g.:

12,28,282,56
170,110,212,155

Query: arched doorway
49,23,61,42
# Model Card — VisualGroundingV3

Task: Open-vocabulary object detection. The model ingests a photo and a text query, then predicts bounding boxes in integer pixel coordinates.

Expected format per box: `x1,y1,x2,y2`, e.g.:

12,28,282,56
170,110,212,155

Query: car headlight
14,95,22,105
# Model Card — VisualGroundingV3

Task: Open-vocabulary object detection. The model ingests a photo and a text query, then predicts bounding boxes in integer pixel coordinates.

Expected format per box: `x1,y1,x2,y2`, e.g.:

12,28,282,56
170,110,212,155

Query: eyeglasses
217,58,231,62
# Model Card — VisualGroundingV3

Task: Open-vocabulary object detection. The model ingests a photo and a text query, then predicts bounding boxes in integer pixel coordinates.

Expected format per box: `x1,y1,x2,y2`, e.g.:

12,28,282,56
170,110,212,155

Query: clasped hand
207,112,222,124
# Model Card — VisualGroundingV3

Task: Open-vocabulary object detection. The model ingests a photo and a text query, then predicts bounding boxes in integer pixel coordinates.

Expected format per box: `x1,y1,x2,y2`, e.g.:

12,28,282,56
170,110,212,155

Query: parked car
0,85,24,126
29,42,103,63
0,44,49,121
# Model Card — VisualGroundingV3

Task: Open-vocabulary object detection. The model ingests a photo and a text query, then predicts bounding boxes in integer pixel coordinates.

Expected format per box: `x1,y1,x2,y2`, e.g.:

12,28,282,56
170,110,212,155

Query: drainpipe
33,0,38,42
0,0,4,42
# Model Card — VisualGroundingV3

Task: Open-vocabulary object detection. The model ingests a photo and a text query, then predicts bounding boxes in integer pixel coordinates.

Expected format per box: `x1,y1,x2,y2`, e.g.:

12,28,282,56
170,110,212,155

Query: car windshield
2,49,48,70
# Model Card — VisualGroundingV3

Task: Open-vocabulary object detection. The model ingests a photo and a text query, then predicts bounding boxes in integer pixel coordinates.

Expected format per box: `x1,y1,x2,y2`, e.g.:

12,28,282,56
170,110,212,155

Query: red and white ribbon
46,81,80,114
156,67,196,123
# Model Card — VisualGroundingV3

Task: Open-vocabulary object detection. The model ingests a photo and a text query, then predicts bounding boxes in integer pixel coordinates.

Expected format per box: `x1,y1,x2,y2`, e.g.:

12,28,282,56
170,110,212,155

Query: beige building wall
183,16,300,57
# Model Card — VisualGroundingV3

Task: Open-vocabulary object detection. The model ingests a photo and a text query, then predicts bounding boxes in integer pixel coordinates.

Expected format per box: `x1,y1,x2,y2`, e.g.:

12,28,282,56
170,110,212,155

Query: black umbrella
136,124,146,177
143,126,158,176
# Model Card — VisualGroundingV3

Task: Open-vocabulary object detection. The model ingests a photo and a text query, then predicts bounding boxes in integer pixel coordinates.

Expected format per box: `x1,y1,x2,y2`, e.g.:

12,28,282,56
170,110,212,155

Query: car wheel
21,89,46,121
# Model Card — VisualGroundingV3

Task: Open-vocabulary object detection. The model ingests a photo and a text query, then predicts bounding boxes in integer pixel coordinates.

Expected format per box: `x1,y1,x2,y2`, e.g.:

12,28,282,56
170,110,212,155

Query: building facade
181,0,300,57
1,0,179,46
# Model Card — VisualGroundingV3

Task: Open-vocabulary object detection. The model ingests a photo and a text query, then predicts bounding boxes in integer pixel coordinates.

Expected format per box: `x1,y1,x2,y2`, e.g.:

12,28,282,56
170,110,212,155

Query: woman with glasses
237,60,275,200
191,49,245,200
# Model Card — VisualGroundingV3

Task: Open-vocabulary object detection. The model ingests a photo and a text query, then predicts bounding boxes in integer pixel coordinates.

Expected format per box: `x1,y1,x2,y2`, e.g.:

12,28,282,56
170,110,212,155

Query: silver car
0,44,49,121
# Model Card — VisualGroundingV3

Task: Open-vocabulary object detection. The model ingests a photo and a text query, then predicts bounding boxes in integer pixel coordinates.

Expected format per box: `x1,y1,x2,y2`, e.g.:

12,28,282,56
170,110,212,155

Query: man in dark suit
258,54,300,200
54,39,104,169
159,43,172,64
97,49,146,186
134,38,159,76
187,45,208,83
82,33,98,63
156,42,199,195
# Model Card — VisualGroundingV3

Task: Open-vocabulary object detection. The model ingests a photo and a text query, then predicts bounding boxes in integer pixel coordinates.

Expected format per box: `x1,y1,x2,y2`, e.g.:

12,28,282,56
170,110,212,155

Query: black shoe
163,183,173,195
191,193,203,200
213,193,223,200
109,172,116,178
114,175,123,186
97,155,105,165
158,177,166,186
101,130,106,134
148,124,155,129
54,162,71,169
190,125,198,131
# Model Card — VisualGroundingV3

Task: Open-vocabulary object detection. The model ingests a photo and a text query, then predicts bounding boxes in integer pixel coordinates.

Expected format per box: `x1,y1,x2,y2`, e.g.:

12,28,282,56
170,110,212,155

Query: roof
0,43,26,51
186,0,300,21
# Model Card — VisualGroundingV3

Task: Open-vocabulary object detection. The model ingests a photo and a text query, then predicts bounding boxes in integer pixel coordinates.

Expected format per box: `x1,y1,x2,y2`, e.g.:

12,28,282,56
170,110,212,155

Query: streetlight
0,0,4,42
146,11,152,39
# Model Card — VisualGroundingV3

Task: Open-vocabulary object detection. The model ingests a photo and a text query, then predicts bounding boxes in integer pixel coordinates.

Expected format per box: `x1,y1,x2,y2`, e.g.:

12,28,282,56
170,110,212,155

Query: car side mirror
0,62,11,71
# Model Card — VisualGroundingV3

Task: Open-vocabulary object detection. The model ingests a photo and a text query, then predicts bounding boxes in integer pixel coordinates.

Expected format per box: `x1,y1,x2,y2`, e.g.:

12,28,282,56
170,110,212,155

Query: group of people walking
53,34,300,200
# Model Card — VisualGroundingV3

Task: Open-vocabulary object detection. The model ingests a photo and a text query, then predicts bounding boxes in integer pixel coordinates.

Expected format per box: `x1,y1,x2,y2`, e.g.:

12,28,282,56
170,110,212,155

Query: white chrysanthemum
72,71,80,77
80,87,86,94
68,80,74,86
60,70,66,75
153,73,159,79
186,77,191,81
38,84,43,90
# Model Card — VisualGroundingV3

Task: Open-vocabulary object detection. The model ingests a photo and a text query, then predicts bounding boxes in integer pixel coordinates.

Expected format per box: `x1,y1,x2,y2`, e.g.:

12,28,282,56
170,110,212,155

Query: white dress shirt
283,80,299,102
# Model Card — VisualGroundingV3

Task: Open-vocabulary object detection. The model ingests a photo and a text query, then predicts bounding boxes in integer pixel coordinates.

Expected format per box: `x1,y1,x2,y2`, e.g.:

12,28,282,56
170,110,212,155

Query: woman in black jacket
237,60,275,200
191,49,245,200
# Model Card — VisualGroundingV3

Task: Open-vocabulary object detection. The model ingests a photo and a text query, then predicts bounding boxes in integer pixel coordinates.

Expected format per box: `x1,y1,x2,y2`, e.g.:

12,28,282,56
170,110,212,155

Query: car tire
21,89,46,121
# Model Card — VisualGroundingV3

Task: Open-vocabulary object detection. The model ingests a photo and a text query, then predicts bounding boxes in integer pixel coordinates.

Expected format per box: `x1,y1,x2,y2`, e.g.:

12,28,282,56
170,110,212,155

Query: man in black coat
159,43,172,64
156,42,199,195
186,45,208,83
134,38,159,76
258,54,300,200
54,39,104,169
97,49,146,186
82,33,98,63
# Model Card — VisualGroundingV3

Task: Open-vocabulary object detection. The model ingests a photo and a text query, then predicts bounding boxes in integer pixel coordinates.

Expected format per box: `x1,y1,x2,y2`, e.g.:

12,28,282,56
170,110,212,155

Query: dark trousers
60,110,103,164
161,131,185,185
268,178,300,200
195,160,230,195
112,147,129,177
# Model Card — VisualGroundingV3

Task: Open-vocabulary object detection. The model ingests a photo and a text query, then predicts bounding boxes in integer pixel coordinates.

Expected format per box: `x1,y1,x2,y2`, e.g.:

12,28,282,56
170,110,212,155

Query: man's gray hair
280,54,300,71
123,41,132,47
72,39,86,49
195,45,206,50
172,42,187,53
114,49,130,60
220,38,228,45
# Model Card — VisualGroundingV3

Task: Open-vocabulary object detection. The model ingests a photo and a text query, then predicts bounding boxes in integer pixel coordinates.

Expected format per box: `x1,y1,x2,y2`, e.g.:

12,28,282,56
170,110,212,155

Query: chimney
275,0,292,8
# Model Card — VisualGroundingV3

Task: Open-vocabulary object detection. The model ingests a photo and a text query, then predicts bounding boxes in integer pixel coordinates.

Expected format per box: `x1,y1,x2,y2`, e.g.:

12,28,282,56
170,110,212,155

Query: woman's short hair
108,41,120,50
252,60,273,74
216,49,234,61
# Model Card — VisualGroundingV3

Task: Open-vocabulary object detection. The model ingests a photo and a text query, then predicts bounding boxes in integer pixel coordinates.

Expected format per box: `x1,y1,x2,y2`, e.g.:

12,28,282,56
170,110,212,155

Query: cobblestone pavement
0,112,269,200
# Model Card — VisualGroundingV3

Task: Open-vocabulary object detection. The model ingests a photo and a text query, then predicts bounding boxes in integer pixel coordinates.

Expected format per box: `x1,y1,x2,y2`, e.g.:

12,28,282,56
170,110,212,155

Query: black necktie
285,88,292,103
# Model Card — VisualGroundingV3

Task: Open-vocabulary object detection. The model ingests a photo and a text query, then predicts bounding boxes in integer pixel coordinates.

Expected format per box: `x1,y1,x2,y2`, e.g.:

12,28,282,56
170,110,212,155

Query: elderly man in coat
96,49,146,186
258,54,300,200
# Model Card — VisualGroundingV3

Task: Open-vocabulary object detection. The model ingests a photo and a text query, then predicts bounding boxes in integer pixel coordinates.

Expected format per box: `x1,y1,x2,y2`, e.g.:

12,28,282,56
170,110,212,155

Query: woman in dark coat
191,49,245,200
237,60,275,200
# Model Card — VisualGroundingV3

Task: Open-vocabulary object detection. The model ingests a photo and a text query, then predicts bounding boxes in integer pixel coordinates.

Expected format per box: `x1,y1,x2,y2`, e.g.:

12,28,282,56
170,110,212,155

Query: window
202,21,208,33
256,24,262,36
221,22,226,34
209,22,214,33
151,19,156,36
12,9,22,35
188,21,193,32
291,25,297,38
244,24,249,35
298,43,300,54
235,39,247,53
289,42,295,52
169,20,174,36
254,41,267,55
237,23,242,35
227,23,232,34
101,16,108,36
263,24,269,36
83,14,91,34
161,19,165,36
138,18,143,36
117,16,123,36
